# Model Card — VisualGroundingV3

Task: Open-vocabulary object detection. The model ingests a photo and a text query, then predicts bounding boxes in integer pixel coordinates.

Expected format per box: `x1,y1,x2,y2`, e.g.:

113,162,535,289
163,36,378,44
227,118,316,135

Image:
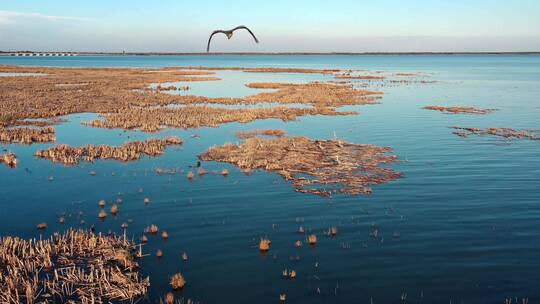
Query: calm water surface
1,55,539,304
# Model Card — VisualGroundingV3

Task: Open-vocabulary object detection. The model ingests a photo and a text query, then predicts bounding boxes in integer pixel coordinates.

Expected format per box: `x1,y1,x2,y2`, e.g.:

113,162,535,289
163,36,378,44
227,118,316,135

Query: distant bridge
6,52,78,57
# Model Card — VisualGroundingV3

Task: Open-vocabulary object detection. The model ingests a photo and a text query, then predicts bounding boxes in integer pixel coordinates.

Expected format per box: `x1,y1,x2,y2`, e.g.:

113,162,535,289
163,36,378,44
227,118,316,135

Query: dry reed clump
147,224,159,234
259,238,271,252
164,292,175,304
164,136,183,145
159,292,198,304
0,153,17,168
170,273,186,290
0,229,149,303
35,137,183,165
289,270,297,279
111,204,119,215
98,210,107,220
0,65,220,126
199,136,401,197
86,106,353,132
0,126,56,144
451,126,540,140
423,106,497,114
236,129,286,139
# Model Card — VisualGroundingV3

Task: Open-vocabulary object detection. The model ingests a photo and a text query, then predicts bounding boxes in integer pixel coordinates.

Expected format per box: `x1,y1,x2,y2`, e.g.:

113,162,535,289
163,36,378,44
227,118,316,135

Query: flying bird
207,25,259,52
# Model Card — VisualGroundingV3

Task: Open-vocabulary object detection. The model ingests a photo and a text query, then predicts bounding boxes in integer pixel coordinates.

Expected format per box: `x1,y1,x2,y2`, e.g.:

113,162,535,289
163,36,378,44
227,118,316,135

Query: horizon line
1,51,540,56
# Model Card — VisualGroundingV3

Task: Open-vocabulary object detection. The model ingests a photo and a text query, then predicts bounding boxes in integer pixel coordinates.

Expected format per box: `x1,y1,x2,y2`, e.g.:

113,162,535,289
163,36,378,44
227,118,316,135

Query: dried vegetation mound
423,106,496,115
0,229,149,303
236,129,286,139
199,136,401,196
0,153,17,168
35,137,182,165
0,66,381,131
452,126,540,140
87,106,353,132
0,65,219,126
0,126,56,144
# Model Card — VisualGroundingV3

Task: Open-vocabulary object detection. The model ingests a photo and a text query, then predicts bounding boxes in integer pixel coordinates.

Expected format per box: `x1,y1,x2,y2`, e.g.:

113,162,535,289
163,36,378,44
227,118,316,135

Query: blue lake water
1,55,539,304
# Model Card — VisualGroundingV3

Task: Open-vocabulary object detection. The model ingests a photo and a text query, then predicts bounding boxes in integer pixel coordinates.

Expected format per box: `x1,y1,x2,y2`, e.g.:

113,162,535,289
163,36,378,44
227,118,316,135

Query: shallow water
1,55,540,304
159,70,332,98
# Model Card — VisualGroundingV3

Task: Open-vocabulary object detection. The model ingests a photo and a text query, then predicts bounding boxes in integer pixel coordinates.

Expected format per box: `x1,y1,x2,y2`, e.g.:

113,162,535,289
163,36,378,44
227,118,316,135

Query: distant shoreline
1,51,540,56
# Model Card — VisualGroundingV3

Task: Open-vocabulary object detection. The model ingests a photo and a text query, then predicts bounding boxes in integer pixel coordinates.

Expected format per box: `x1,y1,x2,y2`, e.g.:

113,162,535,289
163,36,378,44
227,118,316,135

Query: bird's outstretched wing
207,30,226,52
232,25,259,43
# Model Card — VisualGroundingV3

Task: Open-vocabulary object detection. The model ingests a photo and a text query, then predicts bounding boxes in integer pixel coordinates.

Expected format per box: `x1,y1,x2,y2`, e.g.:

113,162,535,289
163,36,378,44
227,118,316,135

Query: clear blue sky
1,0,539,52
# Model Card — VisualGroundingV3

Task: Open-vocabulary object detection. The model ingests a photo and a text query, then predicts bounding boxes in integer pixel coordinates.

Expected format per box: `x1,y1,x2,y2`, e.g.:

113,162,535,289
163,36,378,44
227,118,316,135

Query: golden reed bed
35,137,183,165
82,80,379,132
0,126,56,144
0,65,220,126
0,65,381,135
199,135,401,197
0,229,149,303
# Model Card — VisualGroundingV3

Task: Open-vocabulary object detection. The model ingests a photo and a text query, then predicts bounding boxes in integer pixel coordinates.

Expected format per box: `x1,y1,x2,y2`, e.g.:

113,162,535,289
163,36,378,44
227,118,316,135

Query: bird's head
226,32,233,39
